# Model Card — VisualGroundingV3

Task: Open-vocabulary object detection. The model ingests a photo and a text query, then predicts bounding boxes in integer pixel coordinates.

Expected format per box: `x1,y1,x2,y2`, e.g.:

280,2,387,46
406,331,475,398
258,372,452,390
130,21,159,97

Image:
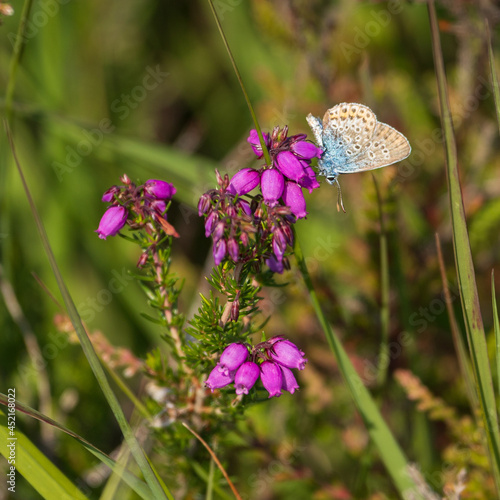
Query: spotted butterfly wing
307,103,411,183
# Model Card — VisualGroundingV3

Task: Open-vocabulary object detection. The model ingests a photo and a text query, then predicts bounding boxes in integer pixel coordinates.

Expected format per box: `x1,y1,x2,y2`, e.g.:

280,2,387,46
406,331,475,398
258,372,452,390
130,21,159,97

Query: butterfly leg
334,178,346,213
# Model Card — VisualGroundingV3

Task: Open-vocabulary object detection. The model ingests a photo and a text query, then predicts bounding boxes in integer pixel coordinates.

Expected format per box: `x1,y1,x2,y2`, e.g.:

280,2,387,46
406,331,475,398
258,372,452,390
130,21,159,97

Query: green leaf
0,407,88,500
427,0,500,492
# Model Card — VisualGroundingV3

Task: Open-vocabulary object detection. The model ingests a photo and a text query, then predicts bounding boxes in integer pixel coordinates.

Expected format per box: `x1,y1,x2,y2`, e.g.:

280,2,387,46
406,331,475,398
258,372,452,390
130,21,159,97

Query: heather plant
4,1,500,499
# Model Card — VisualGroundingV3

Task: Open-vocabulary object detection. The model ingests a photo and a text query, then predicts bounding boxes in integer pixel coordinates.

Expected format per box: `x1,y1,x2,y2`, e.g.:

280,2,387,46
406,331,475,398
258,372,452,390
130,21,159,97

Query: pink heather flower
150,199,166,215
213,239,227,265
247,129,271,158
234,361,260,395
227,238,239,262
101,187,118,202
229,168,261,195
275,151,307,182
206,365,235,392
283,182,307,219
298,165,320,193
280,366,299,394
144,179,176,200
266,256,284,274
218,343,249,376
261,168,284,207
96,206,128,239
205,212,218,237
270,340,307,370
260,361,283,398
290,140,323,159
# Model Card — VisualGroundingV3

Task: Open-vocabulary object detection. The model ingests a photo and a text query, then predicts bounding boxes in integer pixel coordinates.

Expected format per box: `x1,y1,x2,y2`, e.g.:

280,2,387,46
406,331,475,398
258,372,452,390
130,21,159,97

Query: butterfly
306,102,411,211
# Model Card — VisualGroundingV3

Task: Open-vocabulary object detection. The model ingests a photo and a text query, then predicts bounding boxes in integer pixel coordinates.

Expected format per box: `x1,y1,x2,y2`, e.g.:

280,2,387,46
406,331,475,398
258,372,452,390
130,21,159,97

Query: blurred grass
2,0,500,498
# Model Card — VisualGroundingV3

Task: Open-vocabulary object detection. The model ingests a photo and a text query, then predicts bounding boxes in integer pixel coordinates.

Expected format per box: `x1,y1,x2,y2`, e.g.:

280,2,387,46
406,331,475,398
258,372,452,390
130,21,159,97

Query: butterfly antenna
335,179,346,213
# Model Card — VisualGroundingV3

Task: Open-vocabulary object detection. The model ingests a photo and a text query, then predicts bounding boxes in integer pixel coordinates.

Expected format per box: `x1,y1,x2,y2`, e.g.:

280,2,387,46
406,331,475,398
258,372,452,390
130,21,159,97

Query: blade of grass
294,237,426,498
0,408,89,500
372,175,390,388
435,233,478,411
427,0,500,492
485,19,500,136
206,0,271,166
492,271,500,401
5,123,172,500
0,395,153,500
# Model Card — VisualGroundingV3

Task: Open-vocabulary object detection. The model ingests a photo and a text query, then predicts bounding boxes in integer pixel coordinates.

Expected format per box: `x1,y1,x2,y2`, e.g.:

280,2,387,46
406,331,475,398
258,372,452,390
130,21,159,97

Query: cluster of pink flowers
96,175,176,240
205,337,307,398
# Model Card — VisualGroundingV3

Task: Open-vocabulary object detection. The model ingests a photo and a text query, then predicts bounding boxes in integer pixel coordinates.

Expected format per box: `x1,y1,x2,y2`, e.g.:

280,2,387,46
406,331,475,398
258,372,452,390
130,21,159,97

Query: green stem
294,235,424,497
206,0,271,166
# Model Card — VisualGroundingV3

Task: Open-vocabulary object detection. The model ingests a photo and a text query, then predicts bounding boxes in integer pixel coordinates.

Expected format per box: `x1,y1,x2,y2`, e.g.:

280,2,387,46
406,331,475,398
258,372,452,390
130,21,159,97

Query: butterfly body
306,103,411,185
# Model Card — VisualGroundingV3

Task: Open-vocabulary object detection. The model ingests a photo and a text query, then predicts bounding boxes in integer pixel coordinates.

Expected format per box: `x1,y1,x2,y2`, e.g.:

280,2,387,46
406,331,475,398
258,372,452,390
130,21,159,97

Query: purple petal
270,340,307,370
235,361,260,395
205,212,219,237
280,366,299,394
291,140,323,159
228,238,239,262
247,130,271,158
260,361,283,398
275,151,307,182
229,168,261,195
261,169,284,207
206,364,235,392
213,239,227,265
266,256,284,274
218,343,249,375
95,206,128,240
144,179,176,200
298,166,320,193
283,182,307,219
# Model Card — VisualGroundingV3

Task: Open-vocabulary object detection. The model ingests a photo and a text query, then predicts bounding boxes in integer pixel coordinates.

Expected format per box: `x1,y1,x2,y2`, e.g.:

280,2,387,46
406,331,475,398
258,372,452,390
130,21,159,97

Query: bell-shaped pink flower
290,140,323,159
205,212,218,237
96,206,128,240
229,168,261,195
261,169,284,207
206,364,235,392
234,361,260,395
247,129,271,158
218,343,249,376
275,151,306,182
280,366,299,394
298,165,320,193
227,238,239,262
144,179,176,200
260,361,283,398
266,256,284,274
270,339,307,370
283,182,307,219
213,239,227,265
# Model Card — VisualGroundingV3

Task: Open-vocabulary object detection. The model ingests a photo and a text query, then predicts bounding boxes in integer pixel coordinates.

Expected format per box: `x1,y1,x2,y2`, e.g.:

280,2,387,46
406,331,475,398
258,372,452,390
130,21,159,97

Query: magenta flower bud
205,212,218,237
218,343,248,376
229,168,261,195
260,361,283,398
298,165,321,193
213,239,227,265
261,169,284,207
206,364,235,392
283,182,307,219
247,129,271,158
266,256,284,274
212,221,225,242
290,140,323,159
275,151,306,182
137,252,148,268
95,206,128,240
271,340,307,370
228,238,239,262
231,298,240,321
198,193,212,216
235,361,260,395
272,237,285,261
280,366,299,394
238,199,252,217
144,179,176,200
151,199,167,214
101,187,118,202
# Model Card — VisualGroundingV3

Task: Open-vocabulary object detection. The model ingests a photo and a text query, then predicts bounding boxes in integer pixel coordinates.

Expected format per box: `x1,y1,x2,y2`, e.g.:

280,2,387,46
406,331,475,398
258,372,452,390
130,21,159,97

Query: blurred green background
1,0,500,498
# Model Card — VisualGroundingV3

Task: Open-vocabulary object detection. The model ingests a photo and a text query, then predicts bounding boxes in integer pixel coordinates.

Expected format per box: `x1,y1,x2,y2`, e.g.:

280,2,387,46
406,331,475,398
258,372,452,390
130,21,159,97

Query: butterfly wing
320,102,410,175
